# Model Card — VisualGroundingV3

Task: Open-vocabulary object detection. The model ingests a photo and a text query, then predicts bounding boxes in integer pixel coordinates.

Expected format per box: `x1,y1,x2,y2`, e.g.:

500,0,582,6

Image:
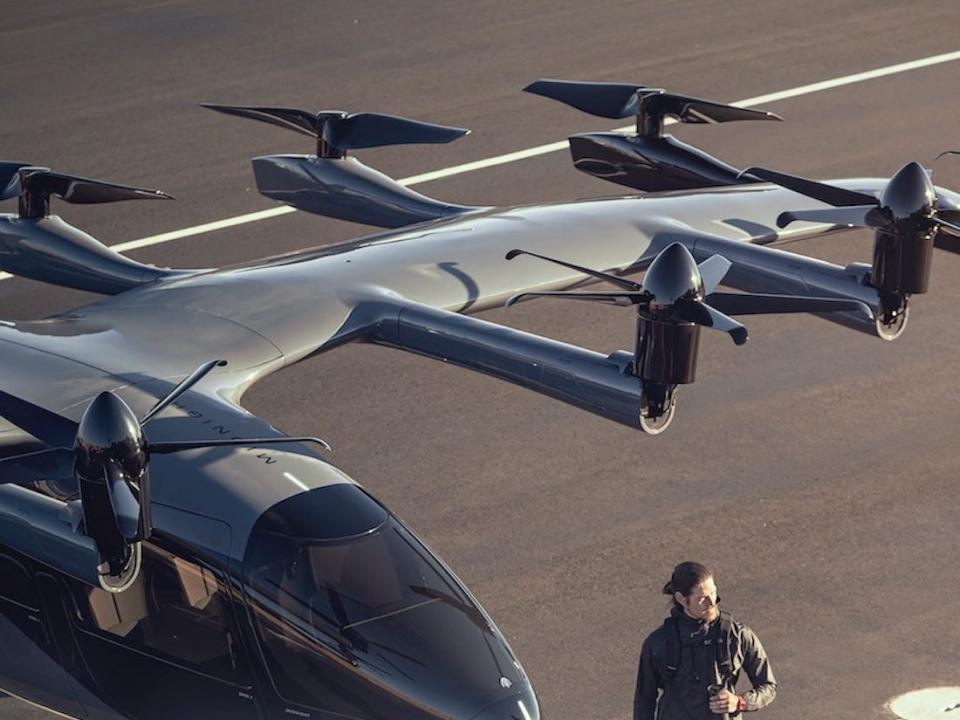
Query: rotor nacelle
505,243,868,434
74,392,151,591
754,160,960,335
0,359,331,593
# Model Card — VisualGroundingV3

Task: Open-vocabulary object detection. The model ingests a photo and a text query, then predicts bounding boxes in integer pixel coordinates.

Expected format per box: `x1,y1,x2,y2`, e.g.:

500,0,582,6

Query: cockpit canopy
243,483,530,720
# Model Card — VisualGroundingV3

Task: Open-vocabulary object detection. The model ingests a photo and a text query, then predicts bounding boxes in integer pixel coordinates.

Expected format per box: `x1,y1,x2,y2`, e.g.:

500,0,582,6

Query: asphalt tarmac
2,2,960,719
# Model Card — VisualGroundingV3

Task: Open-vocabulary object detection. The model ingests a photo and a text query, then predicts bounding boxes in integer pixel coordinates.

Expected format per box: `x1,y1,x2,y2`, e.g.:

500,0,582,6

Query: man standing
634,562,777,720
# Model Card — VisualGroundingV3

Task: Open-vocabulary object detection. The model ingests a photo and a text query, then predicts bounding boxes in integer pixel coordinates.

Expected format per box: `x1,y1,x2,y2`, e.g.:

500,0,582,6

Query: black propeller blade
506,291,644,307
504,242,872,430
325,113,467,150
504,249,642,291
750,162,960,248
505,242,870,347
524,80,781,135
0,361,331,455
105,463,141,542
149,436,331,454
1,165,173,219
523,80,649,119
202,103,469,158
697,254,732,295
670,301,748,345
0,389,78,449
140,359,227,426
134,359,330,452
744,166,877,207
199,104,324,137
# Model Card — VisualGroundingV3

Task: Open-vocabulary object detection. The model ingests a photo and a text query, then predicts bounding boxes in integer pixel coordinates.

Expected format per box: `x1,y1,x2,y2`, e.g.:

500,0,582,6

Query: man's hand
709,689,740,714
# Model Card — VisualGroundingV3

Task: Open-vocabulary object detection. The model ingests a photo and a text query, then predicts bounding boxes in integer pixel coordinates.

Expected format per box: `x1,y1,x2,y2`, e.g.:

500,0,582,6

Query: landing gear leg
639,383,677,435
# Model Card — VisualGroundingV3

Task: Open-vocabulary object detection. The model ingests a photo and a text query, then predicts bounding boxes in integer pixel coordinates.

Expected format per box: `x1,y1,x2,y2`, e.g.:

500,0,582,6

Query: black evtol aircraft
1,80,959,720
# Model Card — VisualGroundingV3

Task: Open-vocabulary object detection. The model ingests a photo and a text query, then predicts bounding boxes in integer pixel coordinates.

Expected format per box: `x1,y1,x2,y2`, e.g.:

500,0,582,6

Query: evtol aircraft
0,80,958,720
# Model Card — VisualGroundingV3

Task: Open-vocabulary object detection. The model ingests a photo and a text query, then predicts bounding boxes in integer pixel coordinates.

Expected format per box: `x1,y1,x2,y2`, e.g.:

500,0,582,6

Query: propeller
505,242,868,346
201,103,469,159
0,359,329,587
745,162,959,325
743,162,960,237
524,80,781,137
505,242,868,431
0,164,173,219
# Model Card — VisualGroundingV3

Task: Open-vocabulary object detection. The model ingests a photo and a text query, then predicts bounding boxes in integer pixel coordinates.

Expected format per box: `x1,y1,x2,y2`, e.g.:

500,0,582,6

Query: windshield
243,484,524,719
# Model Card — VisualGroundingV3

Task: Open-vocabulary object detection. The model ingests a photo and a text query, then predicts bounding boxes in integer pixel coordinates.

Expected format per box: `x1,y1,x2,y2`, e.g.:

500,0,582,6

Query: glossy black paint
634,317,700,385
524,79,648,119
202,104,469,157
0,484,541,720
526,79,778,191
524,79,781,134
201,104,479,226
12,167,173,220
75,392,148,578
641,242,704,311
758,161,952,311
499,242,867,424
252,155,481,228
568,133,751,192
243,485,536,720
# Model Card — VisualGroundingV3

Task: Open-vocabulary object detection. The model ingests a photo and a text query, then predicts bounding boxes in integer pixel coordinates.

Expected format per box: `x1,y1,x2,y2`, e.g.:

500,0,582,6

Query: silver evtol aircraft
0,81,958,720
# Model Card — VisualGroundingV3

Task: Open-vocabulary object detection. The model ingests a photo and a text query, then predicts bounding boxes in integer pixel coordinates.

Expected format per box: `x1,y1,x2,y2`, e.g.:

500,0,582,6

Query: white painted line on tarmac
3,48,960,284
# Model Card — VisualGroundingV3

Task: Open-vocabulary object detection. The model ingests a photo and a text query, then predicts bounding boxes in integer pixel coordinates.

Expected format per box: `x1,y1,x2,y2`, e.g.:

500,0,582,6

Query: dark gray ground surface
2,2,960,719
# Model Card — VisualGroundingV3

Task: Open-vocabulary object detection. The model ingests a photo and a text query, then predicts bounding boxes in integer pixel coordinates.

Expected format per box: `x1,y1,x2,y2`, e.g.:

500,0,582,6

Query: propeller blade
670,301,748,345
148,436,331,454
523,80,647,119
505,249,642,291
743,166,878,207
705,292,872,318
22,170,173,205
0,161,31,201
776,205,891,230
654,95,782,124
506,291,648,307
105,464,141,543
328,113,469,151
140,359,227,427
697,255,732,295
0,447,74,486
0,390,78,449
200,103,322,137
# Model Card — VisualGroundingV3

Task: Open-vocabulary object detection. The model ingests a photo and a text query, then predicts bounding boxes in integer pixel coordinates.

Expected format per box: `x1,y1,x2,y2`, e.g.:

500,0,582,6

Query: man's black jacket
633,607,777,720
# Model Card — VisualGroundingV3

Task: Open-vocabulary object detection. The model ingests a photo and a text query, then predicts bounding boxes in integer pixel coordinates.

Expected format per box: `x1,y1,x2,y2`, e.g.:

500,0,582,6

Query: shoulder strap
715,610,735,684
662,616,681,683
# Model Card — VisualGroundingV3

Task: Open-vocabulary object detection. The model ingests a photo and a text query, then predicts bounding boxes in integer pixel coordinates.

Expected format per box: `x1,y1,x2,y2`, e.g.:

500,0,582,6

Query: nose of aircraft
470,688,540,720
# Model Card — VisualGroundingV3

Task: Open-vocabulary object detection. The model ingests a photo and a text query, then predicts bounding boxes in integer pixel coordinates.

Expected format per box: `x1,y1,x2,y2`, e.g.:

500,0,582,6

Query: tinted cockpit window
244,484,471,632
243,484,522,717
